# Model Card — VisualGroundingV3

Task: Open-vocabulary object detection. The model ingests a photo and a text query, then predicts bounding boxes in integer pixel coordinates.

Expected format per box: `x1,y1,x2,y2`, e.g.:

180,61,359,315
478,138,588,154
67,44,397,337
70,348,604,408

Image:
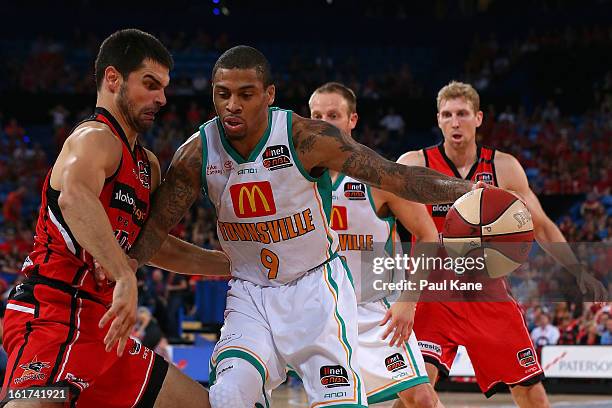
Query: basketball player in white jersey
309,82,444,408
400,81,606,407
129,47,482,408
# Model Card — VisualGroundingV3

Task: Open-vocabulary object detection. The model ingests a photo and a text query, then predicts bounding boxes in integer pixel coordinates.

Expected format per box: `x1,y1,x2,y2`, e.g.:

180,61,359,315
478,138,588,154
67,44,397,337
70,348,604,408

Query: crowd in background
1,16,611,347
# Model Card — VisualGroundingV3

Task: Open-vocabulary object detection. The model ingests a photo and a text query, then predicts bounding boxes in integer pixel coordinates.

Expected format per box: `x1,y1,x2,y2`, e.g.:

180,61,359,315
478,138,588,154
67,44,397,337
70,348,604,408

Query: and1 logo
229,181,277,218
320,365,350,388
263,145,293,171
344,182,366,200
385,353,408,372
475,172,494,184
517,348,536,367
330,206,348,231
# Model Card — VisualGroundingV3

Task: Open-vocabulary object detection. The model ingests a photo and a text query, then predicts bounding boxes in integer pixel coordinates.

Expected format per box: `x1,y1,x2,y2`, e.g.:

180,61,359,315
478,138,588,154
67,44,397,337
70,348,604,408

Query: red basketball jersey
418,143,512,301
22,107,151,305
423,143,497,230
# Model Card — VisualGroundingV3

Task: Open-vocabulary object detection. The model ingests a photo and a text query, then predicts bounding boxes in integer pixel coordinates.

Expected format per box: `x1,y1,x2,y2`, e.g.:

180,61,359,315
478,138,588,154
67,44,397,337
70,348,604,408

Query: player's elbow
58,188,80,214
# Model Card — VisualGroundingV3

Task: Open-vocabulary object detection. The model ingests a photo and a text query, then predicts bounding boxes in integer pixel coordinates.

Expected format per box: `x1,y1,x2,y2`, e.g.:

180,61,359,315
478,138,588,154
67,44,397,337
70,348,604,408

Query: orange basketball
442,188,534,278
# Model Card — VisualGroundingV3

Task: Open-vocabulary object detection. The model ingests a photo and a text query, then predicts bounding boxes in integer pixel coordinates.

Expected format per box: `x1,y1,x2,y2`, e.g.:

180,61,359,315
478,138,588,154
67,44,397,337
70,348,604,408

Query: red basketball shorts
1,277,168,407
413,300,544,397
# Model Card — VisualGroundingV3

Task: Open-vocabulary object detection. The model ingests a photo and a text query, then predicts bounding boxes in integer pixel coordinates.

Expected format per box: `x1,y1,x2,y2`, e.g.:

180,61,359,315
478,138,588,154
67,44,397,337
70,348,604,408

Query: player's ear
349,112,358,131
475,110,483,127
436,112,442,129
266,84,275,106
104,66,122,93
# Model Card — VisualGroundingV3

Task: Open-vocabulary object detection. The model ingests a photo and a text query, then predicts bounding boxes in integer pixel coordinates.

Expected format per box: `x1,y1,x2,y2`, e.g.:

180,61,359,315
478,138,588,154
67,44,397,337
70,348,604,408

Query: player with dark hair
400,81,606,407
129,45,482,407
1,29,227,407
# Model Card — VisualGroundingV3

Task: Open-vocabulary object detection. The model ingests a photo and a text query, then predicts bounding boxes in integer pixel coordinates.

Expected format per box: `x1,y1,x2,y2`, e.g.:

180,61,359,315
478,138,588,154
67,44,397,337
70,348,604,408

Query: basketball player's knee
512,383,550,408
399,385,436,408
209,359,262,408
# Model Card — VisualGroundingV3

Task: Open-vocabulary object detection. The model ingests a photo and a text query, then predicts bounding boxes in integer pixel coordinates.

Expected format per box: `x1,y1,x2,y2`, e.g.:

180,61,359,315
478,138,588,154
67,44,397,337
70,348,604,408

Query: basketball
442,188,534,278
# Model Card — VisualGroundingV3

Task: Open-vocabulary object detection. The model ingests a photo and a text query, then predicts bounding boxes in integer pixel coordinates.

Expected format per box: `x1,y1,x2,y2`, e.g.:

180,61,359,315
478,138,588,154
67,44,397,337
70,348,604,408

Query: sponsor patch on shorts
385,353,408,372
320,365,349,388
418,341,442,356
517,348,536,367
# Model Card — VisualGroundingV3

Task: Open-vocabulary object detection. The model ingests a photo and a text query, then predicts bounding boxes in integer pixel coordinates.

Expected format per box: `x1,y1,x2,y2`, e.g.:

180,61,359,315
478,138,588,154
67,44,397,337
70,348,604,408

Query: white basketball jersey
200,108,339,287
331,174,402,303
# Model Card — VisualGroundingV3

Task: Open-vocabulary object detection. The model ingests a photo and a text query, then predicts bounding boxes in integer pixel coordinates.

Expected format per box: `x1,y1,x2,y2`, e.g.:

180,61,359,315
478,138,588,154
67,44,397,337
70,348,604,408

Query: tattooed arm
291,114,474,204
129,133,203,267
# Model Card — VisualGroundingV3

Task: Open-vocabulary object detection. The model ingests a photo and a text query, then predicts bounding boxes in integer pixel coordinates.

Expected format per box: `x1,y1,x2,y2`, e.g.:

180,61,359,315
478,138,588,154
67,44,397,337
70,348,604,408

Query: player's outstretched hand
380,301,416,347
98,259,138,356
576,266,607,302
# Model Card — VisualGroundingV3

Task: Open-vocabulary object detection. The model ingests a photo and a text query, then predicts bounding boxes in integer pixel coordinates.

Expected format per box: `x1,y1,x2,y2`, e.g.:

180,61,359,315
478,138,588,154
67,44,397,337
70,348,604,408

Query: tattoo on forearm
130,141,202,265
293,115,472,204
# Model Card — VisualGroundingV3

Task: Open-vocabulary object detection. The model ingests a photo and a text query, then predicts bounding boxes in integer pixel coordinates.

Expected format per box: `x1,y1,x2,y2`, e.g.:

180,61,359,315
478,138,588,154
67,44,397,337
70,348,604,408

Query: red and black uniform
2,108,168,407
413,143,544,397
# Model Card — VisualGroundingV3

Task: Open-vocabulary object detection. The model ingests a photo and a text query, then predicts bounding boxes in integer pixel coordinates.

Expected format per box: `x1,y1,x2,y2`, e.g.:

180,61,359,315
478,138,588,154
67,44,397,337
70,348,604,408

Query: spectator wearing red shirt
2,186,26,226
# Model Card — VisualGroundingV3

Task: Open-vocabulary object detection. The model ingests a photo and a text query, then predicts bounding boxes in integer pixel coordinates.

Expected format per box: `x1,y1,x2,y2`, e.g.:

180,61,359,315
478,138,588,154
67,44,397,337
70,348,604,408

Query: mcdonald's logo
330,205,348,231
229,181,277,218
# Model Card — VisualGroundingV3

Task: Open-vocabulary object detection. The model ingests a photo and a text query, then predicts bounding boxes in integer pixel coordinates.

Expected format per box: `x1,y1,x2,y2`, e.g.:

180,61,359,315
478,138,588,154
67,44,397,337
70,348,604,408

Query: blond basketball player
309,82,444,408
129,47,483,408
401,81,606,407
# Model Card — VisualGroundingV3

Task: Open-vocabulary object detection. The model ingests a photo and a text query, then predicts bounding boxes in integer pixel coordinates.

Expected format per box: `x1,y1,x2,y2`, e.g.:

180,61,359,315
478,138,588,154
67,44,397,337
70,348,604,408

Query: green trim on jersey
199,118,216,199
365,184,397,261
325,263,363,406
331,173,347,191
317,169,335,256
367,376,430,405
209,349,270,408
339,253,355,290
217,107,275,164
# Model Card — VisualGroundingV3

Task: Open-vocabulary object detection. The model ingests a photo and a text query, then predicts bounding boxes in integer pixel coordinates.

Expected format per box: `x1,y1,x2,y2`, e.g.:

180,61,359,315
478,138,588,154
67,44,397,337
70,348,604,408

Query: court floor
272,385,612,407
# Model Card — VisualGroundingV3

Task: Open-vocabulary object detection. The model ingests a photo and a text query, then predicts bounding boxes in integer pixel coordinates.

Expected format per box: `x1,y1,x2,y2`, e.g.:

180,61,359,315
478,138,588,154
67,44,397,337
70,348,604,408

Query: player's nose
155,90,167,107
226,96,241,113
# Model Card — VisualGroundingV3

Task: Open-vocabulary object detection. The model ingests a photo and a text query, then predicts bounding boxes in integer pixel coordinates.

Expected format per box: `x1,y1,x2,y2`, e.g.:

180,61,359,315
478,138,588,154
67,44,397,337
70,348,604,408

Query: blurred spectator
530,313,560,347
166,273,189,341
133,306,170,361
379,107,405,136
578,321,601,345
601,319,612,345
4,118,25,140
49,104,69,129
2,186,26,228
557,314,579,345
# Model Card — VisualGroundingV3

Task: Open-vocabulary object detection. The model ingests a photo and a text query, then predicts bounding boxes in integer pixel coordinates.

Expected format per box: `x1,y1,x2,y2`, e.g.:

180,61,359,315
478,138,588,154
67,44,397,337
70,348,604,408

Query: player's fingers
116,334,129,357
390,326,402,347
103,315,124,351
381,321,395,341
379,310,392,326
99,306,117,329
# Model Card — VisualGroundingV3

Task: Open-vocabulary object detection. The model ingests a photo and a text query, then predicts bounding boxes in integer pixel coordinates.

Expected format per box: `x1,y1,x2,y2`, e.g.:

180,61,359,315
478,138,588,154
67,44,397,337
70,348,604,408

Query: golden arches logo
229,181,276,218
238,185,270,214
330,206,347,230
